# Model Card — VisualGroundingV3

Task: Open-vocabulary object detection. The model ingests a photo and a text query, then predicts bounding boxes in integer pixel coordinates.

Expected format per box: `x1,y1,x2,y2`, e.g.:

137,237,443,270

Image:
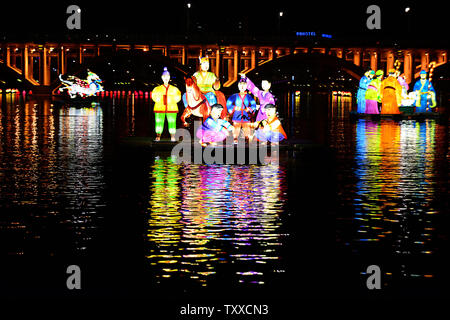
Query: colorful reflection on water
146,157,287,287
0,98,105,255
354,120,438,255
0,92,448,296
335,105,448,282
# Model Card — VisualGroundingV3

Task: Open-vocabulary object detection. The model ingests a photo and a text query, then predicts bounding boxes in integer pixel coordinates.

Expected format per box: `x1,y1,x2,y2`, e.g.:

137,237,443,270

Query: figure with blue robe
226,78,257,142
413,70,436,113
357,70,375,113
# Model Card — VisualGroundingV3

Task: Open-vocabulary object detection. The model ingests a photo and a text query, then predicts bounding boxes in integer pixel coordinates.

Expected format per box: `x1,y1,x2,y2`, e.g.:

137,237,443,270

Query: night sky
0,0,448,45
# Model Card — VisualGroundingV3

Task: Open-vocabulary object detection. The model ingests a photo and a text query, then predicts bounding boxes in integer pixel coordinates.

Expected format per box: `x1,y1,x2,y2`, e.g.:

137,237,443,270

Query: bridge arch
240,53,364,94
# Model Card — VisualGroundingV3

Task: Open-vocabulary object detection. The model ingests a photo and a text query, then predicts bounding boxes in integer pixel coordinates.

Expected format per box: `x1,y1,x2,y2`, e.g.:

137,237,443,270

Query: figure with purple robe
240,74,275,122
196,104,234,146
365,70,383,114
357,70,375,113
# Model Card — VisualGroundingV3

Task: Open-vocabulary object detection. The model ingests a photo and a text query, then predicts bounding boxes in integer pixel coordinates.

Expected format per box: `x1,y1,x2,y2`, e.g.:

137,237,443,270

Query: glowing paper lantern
58,71,104,98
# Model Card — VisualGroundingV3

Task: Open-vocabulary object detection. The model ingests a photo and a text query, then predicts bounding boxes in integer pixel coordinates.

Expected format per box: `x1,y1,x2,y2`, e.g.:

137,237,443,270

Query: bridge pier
215,49,220,78
421,50,429,71
42,48,50,86
5,46,11,68
353,49,361,66
386,51,394,72
370,51,378,71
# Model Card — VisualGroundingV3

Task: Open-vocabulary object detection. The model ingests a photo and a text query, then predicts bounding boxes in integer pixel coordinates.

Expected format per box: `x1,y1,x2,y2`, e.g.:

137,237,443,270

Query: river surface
0,92,448,300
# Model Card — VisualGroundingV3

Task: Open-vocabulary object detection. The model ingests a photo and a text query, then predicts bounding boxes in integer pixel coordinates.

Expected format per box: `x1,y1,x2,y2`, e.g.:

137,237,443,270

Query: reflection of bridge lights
332,91,352,96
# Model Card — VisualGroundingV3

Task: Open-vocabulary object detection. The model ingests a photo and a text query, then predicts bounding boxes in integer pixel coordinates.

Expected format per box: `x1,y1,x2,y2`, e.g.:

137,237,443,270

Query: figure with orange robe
254,104,287,144
380,69,402,114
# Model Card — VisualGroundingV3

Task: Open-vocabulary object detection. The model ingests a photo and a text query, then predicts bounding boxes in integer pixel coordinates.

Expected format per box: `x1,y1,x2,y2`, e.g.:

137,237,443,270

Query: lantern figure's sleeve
429,81,436,107
151,86,163,103
182,93,188,108
219,119,233,130
245,77,261,97
248,95,257,111
170,86,182,104
205,117,222,132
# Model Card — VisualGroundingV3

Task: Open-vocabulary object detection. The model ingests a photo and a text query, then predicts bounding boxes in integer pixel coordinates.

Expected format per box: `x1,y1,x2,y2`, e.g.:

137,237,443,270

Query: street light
186,3,191,37
278,11,283,34
405,7,412,34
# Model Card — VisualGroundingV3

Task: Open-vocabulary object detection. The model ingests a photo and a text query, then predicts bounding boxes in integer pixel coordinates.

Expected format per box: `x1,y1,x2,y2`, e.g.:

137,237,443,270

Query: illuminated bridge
0,41,448,91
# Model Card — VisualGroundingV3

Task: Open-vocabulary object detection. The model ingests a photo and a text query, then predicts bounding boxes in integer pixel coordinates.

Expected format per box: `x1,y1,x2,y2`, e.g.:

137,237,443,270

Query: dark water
0,92,448,301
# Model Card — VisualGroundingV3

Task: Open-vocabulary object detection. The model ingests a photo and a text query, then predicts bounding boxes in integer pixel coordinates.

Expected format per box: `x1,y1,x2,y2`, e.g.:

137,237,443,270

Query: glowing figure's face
200,61,209,72
211,107,222,120
238,81,247,93
162,74,170,84
266,107,276,118
186,85,194,95
261,80,271,91
420,73,427,80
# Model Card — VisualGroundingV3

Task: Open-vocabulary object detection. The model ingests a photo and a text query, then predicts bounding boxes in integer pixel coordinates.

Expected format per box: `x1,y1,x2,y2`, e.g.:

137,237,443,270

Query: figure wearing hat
413,70,436,112
380,68,402,114
151,67,182,141
196,104,234,146
357,70,375,113
226,78,257,143
193,56,227,116
365,70,383,114
254,104,287,144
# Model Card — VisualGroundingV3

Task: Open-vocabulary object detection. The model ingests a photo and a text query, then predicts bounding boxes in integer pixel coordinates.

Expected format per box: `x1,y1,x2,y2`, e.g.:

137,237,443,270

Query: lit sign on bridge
296,32,333,39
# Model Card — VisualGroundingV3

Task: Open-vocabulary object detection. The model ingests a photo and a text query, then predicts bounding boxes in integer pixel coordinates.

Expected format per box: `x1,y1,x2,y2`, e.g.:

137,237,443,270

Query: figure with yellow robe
151,67,182,141
192,56,227,117
380,69,402,114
